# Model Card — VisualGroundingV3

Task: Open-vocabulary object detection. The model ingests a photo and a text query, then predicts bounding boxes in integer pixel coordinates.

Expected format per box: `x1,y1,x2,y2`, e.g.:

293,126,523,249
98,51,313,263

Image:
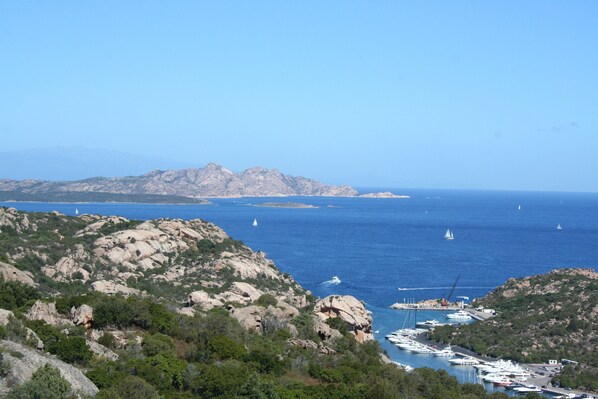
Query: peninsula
0,163,357,200
0,164,410,203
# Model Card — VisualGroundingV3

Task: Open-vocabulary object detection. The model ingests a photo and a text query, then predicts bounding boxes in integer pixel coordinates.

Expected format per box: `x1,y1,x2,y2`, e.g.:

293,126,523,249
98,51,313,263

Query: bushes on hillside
5,364,71,399
0,278,40,311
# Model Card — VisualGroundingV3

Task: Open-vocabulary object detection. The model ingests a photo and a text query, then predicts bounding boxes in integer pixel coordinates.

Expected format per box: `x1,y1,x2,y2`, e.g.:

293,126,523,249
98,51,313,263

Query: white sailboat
518,204,521,210
444,229,454,240
75,208,79,215
557,224,563,230
252,218,258,227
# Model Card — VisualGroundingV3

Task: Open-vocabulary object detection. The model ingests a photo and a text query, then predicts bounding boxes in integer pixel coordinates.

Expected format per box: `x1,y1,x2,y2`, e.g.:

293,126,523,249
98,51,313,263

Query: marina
379,308,596,398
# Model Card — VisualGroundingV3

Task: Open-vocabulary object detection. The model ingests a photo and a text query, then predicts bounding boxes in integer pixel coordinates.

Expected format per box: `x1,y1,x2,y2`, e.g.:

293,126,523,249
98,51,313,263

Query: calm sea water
4,189,598,390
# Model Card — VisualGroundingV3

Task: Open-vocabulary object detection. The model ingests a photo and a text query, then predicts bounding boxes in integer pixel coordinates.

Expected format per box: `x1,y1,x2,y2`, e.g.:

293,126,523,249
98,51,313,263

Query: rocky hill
0,207,374,343
429,268,598,391
0,207,507,398
0,163,358,199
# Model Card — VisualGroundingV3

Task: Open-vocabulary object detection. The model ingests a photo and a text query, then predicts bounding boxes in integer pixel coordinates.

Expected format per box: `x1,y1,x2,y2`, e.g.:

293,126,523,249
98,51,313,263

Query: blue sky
1,2,597,191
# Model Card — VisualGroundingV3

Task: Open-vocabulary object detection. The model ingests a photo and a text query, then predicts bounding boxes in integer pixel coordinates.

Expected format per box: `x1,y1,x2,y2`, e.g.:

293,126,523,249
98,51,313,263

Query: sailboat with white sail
252,218,258,227
557,224,563,230
75,208,79,215
444,229,454,240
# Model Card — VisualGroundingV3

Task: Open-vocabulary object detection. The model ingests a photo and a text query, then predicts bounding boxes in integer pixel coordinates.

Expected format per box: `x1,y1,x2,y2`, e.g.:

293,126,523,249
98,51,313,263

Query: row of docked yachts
386,329,541,394
385,328,456,357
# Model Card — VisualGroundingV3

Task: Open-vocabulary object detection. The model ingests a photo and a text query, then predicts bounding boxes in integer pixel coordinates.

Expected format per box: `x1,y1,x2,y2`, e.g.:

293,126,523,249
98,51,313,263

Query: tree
0,278,40,311
94,297,134,328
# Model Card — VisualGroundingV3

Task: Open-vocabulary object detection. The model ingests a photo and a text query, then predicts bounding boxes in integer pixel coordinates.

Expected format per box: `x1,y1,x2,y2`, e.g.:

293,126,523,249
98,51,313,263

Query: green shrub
0,278,40,311
255,294,277,308
5,364,71,399
108,375,160,399
98,332,116,349
142,333,175,357
133,353,186,392
208,335,247,361
94,297,134,328
50,336,92,364
86,361,127,389
325,316,349,335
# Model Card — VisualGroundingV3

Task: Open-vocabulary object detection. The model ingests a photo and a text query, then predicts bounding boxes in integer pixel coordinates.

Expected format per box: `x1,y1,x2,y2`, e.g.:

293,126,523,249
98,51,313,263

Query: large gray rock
25,301,72,326
229,305,264,332
70,304,93,329
0,261,36,286
86,340,118,361
314,295,373,343
0,340,98,397
90,280,143,296
187,290,224,310
0,309,14,326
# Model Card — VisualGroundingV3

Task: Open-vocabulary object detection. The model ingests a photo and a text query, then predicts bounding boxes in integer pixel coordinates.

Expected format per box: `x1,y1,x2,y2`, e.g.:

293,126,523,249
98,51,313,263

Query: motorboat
449,356,480,365
512,385,541,393
415,319,447,329
433,346,455,357
446,310,472,320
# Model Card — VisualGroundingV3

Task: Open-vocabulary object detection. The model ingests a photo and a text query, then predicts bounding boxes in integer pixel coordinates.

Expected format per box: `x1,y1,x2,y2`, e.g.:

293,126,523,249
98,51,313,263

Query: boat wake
322,276,341,286
397,286,494,291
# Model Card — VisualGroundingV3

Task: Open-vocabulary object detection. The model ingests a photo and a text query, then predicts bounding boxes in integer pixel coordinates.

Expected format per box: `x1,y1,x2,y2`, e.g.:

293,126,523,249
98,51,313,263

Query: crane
440,274,460,307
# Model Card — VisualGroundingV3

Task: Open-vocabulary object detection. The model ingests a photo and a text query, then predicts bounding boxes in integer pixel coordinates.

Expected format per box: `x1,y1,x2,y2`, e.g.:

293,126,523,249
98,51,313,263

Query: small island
254,202,318,208
359,191,410,199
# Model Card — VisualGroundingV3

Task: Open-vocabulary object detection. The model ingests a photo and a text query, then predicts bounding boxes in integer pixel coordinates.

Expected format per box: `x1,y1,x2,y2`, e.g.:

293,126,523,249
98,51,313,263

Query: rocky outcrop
314,295,373,343
0,340,98,397
86,340,118,361
0,163,358,198
0,309,14,326
25,301,72,326
91,280,143,296
187,291,225,311
229,303,300,334
71,304,93,329
287,339,336,354
313,317,342,341
0,261,36,286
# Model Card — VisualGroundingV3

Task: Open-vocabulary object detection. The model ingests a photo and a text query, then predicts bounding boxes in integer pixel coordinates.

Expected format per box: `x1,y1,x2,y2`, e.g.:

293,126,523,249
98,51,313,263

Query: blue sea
4,189,598,392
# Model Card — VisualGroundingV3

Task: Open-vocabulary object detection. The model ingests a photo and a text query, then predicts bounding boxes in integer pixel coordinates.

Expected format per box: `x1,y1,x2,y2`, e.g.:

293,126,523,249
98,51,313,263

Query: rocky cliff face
314,295,373,343
0,163,358,198
0,207,305,310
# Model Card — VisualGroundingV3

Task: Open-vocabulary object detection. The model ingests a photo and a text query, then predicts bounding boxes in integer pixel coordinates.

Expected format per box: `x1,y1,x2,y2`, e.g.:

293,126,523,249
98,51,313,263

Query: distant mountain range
0,163,359,199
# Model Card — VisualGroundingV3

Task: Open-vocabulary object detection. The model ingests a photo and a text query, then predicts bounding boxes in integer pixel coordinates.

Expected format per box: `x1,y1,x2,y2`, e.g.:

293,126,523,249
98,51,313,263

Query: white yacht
433,346,455,357
446,310,472,320
415,319,447,329
449,356,480,365
557,223,563,230
512,385,541,393
411,346,435,354
252,218,258,226
444,229,454,240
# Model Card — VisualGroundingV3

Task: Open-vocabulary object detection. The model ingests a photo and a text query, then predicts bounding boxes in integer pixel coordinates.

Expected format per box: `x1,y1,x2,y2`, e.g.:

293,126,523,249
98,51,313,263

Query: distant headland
0,163,410,203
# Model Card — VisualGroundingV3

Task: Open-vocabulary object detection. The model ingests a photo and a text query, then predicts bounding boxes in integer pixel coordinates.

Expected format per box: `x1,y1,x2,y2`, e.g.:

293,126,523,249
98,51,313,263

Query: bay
3,189,597,391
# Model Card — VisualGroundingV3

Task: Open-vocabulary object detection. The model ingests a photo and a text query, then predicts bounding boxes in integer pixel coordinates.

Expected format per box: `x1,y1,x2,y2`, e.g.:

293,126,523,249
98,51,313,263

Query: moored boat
446,310,472,320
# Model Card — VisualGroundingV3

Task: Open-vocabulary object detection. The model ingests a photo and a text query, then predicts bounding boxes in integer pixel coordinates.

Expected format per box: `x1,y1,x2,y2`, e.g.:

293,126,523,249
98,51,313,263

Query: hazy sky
1,2,597,191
